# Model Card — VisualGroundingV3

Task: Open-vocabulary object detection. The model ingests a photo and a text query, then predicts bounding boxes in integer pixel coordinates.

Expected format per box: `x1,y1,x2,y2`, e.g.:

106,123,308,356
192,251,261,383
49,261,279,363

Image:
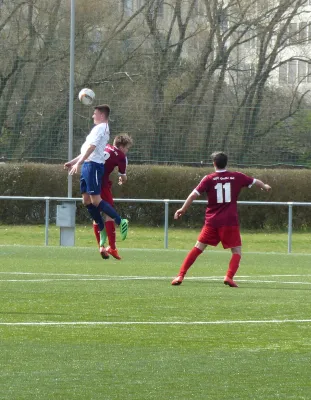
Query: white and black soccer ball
78,88,95,106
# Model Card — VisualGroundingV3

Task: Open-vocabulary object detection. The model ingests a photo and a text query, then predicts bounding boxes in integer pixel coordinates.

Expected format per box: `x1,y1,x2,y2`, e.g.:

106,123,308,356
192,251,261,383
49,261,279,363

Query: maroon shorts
100,187,114,206
197,225,241,249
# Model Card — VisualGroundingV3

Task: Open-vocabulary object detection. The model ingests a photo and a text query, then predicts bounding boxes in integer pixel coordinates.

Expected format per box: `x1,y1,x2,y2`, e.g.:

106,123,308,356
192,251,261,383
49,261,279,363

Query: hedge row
1,163,311,229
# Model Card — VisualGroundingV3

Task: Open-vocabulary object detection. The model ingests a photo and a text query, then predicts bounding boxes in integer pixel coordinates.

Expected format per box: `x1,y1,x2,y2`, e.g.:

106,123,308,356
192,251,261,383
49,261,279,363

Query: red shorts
197,225,241,249
100,186,114,206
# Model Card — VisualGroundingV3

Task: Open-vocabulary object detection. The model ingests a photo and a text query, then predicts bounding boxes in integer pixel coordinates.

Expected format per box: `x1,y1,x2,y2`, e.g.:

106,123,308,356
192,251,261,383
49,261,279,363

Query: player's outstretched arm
118,175,127,185
64,155,81,170
255,179,271,191
174,191,199,220
69,145,96,175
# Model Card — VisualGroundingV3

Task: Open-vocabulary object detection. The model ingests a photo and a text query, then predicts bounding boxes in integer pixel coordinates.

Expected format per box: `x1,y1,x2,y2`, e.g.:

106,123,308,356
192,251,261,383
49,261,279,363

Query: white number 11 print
214,182,231,203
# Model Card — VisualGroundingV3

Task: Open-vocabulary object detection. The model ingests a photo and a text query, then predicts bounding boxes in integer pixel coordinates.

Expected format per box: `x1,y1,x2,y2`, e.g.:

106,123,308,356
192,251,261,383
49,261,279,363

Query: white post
288,203,293,254
164,200,169,249
45,198,50,246
68,0,75,198
62,0,76,246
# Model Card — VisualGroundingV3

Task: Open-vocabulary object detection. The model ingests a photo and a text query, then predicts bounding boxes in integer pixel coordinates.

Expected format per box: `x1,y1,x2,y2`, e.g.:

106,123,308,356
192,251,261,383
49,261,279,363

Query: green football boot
120,219,129,241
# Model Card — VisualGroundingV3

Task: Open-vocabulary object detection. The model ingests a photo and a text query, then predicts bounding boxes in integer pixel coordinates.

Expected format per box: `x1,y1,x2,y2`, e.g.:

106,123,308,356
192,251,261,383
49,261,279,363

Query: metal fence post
288,203,293,254
68,0,75,199
164,200,169,249
2,197,311,253
45,197,50,246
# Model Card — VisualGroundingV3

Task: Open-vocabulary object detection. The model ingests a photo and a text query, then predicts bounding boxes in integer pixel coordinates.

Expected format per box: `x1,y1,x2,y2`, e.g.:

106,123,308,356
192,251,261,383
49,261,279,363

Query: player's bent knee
195,241,207,251
82,193,91,205
90,194,101,207
231,246,241,255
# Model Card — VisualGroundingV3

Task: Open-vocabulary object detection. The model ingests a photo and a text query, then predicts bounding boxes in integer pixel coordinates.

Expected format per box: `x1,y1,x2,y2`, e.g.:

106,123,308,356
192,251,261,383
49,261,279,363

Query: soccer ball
78,88,95,106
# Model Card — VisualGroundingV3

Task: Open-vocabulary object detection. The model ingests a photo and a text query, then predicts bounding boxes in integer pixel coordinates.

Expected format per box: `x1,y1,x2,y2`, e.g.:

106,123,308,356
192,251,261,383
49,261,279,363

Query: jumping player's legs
93,205,124,260
92,186,122,259
102,215,120,259
81,162,119,226
90,194,128,242
90,194,121,224
82,193,105,233
82,193,108,258
104,215,116,247
82,194,109,259
80,162,111,259
100,187,118,253
81,161,128,242
81,162,106,233
93,222,100,246
92,186,113,247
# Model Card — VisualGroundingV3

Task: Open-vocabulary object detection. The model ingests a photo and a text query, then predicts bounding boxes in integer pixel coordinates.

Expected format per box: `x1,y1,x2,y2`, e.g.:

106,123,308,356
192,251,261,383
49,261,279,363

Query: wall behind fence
1,163,311,229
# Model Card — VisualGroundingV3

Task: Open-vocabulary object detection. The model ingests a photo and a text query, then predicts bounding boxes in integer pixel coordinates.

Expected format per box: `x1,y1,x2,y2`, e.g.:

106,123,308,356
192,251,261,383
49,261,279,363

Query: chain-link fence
1,0,311,167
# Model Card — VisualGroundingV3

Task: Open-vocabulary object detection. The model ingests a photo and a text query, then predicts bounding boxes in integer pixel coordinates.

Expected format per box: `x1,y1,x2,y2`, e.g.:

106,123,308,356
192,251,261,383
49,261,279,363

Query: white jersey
80,123,110,164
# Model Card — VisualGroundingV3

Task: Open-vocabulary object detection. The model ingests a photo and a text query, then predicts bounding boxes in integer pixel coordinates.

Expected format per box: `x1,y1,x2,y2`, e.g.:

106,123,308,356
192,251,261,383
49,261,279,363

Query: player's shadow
234,286,311,291
184,281,311,291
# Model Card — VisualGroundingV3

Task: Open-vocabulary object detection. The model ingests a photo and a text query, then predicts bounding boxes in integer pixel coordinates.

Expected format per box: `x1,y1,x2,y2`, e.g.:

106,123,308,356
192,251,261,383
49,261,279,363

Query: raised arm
174,191,199,220
64,155,81,170
254,179,271,191
118,155,127,185
118,174,127,185
68,145,96,175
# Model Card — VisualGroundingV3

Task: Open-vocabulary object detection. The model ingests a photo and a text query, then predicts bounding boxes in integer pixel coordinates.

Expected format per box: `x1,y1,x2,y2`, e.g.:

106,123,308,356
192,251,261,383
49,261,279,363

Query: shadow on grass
236,286,311,291
177,281,311,291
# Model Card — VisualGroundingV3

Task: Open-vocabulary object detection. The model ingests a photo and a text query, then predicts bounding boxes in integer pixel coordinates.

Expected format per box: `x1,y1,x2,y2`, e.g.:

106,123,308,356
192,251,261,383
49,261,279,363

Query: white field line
1,319,311,326
0,276,310,285
0,271,311,278
1,244,311,256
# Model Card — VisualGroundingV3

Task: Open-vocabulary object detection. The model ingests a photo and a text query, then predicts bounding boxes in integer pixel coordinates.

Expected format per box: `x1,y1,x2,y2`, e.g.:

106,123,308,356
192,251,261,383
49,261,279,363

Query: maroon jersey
102,144,127,187
195,170,255,227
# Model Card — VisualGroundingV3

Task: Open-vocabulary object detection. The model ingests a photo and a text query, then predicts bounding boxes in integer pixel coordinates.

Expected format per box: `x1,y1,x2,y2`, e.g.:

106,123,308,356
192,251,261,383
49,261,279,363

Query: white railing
1,196,311,253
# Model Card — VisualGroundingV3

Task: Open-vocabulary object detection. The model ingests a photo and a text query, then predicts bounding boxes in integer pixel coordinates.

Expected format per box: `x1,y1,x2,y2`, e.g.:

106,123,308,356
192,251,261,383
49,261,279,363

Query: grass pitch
0,243,311,399
1,223,311,253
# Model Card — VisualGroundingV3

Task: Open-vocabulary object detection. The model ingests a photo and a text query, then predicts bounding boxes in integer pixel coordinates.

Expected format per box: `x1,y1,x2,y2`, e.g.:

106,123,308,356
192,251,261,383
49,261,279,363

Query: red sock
105,220,116,250
93,223,100,246
179,247,203,277
226,254,241,279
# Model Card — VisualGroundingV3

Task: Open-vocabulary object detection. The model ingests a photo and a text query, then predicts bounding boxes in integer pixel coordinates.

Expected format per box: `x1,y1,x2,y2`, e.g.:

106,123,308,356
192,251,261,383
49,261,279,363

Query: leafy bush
1,163,311,229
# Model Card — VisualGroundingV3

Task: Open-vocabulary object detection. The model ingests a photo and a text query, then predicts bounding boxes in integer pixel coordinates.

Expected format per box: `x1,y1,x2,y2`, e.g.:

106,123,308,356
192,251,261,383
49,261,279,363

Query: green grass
0,243,311,399
1,224,311,253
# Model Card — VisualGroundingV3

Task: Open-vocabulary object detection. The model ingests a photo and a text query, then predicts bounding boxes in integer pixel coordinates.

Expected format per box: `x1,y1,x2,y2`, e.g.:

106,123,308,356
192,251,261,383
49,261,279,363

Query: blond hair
113,134,133,148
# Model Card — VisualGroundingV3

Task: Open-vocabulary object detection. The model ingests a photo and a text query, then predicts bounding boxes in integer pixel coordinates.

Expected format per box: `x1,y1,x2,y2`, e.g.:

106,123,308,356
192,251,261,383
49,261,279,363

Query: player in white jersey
64,105,129,259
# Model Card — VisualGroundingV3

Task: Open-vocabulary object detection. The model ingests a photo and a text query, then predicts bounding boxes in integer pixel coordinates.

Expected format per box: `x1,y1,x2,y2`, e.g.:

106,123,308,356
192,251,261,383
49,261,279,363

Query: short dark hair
113,134,133,148
94,104,110,119
211,151,228,169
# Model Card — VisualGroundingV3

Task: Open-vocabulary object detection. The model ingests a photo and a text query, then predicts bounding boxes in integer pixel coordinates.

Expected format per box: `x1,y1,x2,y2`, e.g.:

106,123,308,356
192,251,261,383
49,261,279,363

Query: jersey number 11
214,182,231,203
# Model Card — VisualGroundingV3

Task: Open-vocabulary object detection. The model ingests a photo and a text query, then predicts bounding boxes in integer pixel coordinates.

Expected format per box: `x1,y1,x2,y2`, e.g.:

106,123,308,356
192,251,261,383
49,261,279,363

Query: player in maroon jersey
171,152,271,287
93,134,133,260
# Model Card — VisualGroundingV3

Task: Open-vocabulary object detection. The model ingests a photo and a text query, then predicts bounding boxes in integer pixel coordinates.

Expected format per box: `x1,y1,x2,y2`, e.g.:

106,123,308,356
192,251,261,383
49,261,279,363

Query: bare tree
1,0,311,166
138,0,311,164
219,0,311,161
24,0,155,158
0,1,36,141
